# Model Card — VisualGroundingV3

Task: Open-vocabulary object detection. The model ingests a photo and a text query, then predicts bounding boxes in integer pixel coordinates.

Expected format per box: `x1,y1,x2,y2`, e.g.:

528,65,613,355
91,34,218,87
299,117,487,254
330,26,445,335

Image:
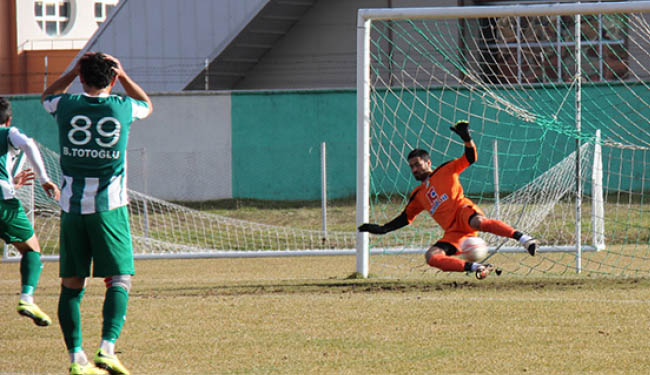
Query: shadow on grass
133,276,649,298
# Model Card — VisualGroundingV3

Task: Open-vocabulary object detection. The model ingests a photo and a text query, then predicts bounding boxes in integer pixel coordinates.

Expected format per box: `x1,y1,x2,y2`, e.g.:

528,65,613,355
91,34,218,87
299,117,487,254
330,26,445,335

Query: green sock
20,251,42,296
58,286,85,352
102,286,129,342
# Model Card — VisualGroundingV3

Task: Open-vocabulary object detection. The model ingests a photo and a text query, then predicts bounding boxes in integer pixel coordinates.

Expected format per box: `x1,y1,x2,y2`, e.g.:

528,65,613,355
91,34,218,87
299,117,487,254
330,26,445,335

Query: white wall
127,92,232,201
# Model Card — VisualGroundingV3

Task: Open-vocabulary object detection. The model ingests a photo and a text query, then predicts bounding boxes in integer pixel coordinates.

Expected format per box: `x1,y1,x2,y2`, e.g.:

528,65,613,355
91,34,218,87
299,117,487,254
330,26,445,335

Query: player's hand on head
73,52,94,75
358,223,386,234
102,53,125,77
450,120,471,142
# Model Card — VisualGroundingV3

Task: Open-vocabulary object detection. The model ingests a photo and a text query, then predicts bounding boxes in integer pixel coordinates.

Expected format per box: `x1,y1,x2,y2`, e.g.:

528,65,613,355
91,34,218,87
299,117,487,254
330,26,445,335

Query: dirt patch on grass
133,276,650,298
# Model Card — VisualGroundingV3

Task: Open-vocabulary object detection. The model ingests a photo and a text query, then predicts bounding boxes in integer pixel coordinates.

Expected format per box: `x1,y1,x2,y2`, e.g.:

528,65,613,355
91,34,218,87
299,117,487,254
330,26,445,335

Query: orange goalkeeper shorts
439,203,485,251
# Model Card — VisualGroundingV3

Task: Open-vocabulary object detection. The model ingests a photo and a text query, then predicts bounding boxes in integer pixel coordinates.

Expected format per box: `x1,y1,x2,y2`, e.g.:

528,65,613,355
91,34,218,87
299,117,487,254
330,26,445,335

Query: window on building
477,10,628,83
59,2,69,17
95,0,119,26
34,0,70,36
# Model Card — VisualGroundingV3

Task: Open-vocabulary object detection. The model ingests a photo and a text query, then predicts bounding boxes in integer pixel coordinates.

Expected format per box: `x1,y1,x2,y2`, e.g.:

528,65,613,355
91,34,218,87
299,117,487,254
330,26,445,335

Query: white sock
518,234,532,244
99,339,115,355
70,350,88,365
470,263,481,272
19,293,34,304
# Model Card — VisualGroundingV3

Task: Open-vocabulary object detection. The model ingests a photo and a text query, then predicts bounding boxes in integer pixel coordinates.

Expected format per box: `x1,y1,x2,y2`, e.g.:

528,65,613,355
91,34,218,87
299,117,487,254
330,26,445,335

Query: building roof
71,0,317,92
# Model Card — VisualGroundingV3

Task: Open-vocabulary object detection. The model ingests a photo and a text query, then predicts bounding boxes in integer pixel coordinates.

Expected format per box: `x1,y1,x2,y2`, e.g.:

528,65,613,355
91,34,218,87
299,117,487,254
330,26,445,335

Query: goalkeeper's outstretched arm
358,212,409,235
450,120,476,164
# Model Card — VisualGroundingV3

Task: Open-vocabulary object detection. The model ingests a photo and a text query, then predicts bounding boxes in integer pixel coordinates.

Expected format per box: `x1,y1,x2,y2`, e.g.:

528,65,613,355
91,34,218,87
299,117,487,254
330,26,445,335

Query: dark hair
407,148,430,161
0,97,11,124
80,53,117,89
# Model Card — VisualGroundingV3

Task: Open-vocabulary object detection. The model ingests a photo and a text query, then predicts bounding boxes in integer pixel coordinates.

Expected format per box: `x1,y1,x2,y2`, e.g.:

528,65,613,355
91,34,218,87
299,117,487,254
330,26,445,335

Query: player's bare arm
40,53,88,102
103,53,153,116
14,169,58,200
15,166,59,200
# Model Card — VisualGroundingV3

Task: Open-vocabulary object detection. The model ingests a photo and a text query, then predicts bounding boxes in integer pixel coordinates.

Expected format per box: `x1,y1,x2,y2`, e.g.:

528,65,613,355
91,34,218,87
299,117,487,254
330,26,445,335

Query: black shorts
433,241,458,256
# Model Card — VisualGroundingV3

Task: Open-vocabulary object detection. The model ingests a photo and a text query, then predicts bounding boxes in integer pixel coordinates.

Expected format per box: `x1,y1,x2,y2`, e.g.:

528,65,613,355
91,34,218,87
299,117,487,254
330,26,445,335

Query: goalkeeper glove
358,223,386,234
450,120,472,142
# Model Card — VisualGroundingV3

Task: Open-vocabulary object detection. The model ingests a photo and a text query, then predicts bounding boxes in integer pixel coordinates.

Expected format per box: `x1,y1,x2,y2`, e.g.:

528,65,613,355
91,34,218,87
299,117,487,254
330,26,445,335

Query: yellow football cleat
94,349,130,375
17,300,52,326
69,362,109,375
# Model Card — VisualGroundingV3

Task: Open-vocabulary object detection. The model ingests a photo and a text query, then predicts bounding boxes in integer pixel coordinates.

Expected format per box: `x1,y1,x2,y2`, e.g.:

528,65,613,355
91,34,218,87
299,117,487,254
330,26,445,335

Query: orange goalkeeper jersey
404,144,478,232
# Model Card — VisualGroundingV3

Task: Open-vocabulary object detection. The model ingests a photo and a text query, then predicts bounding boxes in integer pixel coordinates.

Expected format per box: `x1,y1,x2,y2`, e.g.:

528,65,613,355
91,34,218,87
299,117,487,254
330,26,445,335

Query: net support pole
141,147,150,238
28,159,34,224
493,139,500,219
321,142,328,242
44,55,48,90
592,129,605,250
575,13,583,273
356,14,371,278
204,58,209,90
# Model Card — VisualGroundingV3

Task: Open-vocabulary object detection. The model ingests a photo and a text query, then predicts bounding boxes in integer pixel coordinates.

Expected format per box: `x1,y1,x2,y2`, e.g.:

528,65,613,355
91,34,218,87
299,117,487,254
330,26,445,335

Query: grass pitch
2,256,649,375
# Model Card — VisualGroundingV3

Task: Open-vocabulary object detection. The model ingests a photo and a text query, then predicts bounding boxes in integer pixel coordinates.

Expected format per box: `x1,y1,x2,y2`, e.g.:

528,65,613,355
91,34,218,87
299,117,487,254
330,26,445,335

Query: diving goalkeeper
358,121,537,279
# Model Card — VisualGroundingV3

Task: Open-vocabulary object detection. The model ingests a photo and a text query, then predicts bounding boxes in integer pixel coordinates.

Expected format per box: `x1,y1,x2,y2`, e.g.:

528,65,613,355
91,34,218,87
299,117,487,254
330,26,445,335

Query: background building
67,0,636,94
0,0,119,94
6,0,646,202
70,0,463,93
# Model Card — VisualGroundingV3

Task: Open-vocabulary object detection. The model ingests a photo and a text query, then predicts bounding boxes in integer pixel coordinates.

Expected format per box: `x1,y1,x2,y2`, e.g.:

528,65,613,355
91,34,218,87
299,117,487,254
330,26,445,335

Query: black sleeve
465,146,476,165
383,211,409,233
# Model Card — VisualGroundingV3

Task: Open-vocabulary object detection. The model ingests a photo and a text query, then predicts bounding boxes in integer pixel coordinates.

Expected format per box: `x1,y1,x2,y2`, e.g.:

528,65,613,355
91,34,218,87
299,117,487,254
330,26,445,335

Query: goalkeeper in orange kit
358,121,537,279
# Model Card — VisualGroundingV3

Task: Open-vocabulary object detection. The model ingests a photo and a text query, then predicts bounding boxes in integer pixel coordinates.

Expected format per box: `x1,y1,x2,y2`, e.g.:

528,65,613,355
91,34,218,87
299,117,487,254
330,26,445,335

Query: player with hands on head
359,120,537,280
0,97,60,327
42,52,152,375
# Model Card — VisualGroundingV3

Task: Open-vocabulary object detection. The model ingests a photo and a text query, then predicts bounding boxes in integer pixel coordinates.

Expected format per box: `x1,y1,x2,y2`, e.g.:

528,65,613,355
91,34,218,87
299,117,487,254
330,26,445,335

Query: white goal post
356,1,650,278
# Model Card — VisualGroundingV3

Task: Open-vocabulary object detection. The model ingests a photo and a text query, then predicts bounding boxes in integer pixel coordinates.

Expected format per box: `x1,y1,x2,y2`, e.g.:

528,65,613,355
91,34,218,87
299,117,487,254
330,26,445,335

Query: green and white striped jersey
42,93,150,214
0,126,50,200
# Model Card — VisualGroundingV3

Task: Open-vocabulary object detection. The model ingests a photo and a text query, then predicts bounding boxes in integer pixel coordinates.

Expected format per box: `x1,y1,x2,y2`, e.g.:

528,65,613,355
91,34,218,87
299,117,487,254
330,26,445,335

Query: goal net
2,144,357,261
356,1,650,278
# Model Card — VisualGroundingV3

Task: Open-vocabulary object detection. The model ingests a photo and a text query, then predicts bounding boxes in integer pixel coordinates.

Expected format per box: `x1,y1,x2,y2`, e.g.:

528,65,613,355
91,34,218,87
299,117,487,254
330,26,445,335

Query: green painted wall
232,84,649,201
367,84,607,197
6,95,59,151
9,86,649,202
231,90,357,200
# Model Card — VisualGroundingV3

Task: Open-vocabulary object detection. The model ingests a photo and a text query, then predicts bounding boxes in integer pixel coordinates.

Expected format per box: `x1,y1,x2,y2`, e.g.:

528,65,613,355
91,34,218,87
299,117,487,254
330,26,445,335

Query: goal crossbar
357,1,650,22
